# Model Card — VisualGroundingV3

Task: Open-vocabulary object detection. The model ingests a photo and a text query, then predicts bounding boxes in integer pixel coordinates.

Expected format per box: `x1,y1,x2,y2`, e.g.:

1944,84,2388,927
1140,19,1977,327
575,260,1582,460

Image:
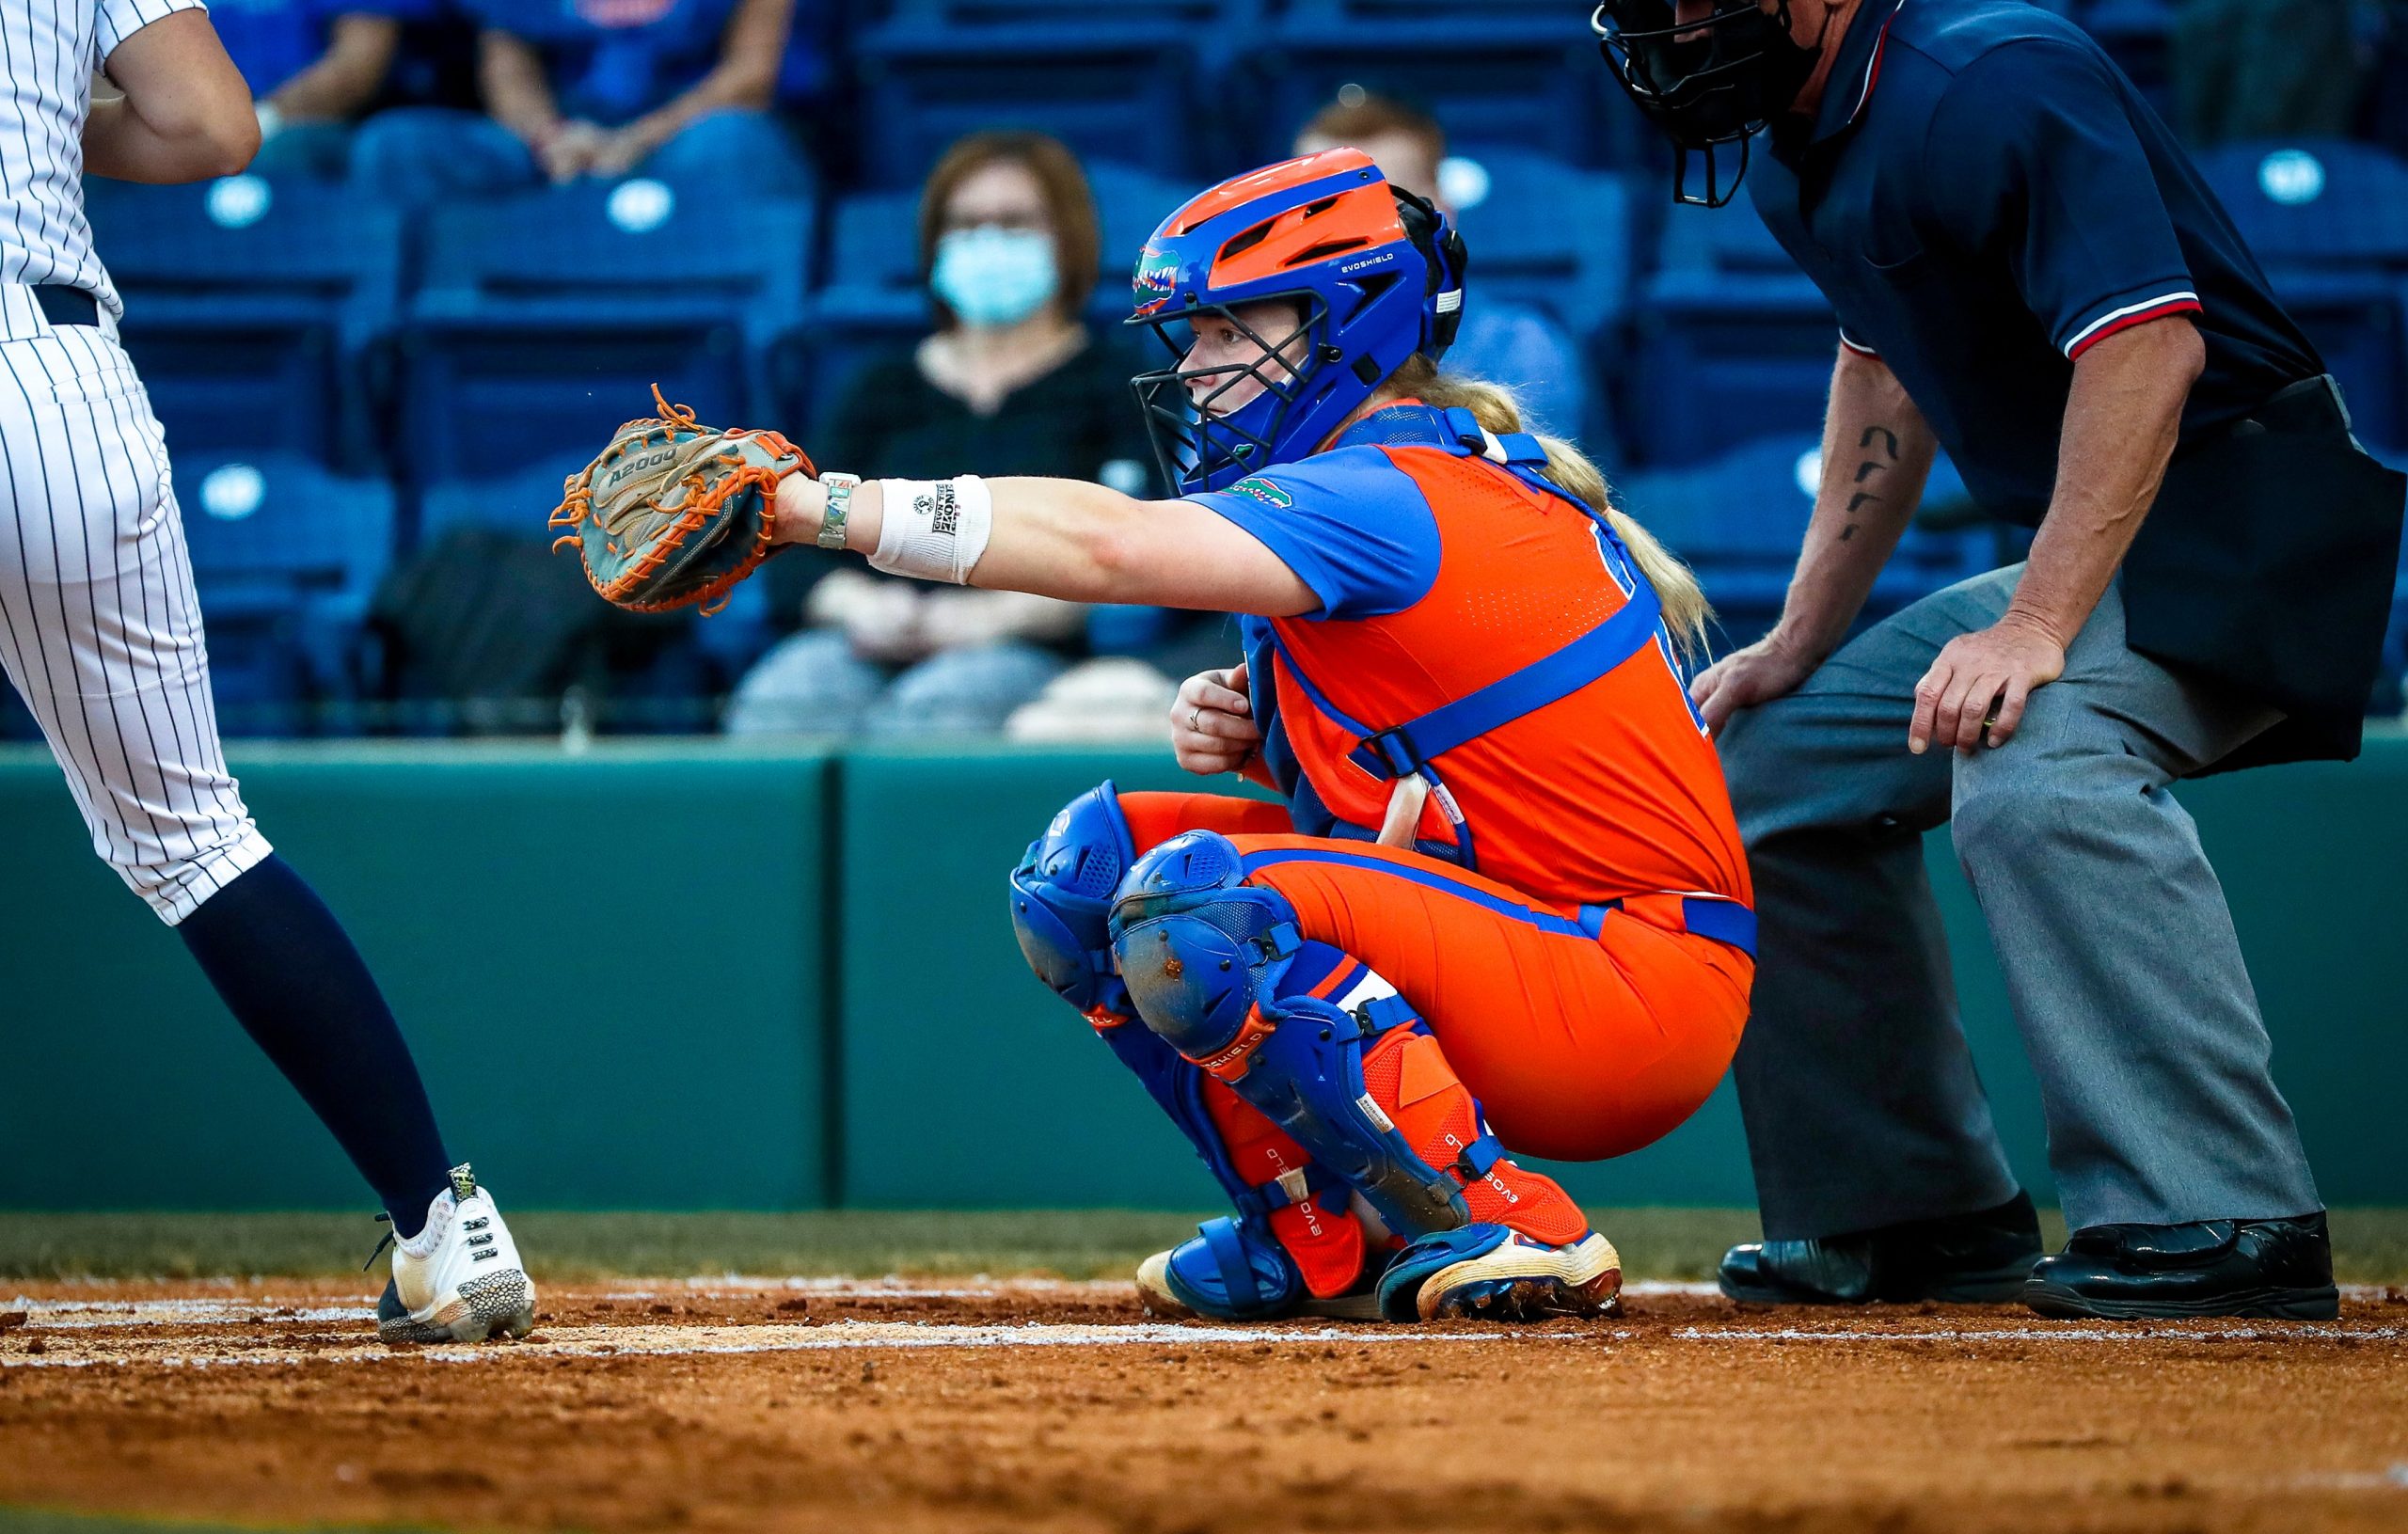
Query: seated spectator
211,0,466,179
727,132,1173,740
350,0,810,205
1294,94,1589,439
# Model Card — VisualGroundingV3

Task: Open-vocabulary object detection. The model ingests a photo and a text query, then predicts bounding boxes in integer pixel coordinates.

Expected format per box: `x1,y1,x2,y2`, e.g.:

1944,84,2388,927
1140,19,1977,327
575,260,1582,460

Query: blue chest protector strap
1330,404,1666,783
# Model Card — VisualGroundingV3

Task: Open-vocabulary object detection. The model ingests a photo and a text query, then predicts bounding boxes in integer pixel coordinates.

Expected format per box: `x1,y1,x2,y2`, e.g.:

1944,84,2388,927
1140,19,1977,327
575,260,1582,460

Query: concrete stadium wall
1,734,2401,1213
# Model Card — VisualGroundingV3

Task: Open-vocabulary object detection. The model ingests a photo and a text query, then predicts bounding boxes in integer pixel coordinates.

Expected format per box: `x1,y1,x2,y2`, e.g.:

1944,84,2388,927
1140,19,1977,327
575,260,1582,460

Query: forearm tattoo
1839,424,1900,541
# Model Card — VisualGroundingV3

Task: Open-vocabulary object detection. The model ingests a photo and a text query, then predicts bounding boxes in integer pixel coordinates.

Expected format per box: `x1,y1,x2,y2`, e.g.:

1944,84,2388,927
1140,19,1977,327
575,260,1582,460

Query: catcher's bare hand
1172,663,1259,776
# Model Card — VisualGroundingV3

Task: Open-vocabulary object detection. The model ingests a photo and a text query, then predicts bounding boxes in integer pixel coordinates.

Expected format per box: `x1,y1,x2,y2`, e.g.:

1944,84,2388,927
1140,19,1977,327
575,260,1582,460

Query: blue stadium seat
416,455,594,543
1627,193,1838,467
84,175,402,469
1613,434,1989,651
2196,141,2408,451
174,452,396,735
400,182,812,482
1253,0,1643,171
1448,150,1633,343
850,2,1259,186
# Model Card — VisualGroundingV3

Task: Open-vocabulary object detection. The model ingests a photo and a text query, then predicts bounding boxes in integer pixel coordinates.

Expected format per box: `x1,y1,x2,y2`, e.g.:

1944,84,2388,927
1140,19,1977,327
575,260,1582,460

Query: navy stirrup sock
177,854,453,1238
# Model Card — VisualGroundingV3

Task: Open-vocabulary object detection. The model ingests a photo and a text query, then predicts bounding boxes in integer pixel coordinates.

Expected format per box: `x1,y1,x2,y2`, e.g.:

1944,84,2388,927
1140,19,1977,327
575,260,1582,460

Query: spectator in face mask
728,131,1174,740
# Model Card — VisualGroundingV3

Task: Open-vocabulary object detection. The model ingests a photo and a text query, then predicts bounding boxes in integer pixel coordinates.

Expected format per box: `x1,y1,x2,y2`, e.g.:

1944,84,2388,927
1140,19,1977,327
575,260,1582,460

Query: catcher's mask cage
1590,0,1826,208
1126,149,1466,495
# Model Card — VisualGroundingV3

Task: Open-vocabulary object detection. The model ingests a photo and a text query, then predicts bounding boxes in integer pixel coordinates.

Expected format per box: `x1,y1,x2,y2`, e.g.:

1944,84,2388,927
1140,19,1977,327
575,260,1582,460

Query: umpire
1592,0,2406,1319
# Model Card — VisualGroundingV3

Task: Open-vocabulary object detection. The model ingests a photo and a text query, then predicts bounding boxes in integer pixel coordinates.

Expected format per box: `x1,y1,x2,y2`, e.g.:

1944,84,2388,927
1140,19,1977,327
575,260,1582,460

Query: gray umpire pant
1719,563,2322,1239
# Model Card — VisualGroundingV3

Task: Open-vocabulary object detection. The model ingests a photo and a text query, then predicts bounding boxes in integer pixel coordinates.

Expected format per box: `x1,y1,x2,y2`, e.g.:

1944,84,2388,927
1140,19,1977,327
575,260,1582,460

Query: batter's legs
0,327,454,1233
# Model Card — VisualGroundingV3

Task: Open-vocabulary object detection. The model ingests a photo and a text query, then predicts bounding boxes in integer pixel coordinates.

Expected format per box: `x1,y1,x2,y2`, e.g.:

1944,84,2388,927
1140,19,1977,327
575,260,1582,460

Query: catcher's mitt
549,387,814,615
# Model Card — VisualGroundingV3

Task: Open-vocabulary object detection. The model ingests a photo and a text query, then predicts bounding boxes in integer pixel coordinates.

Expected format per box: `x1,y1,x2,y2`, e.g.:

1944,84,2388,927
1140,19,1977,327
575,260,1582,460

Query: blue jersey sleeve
1183,447,1442,621
1924,41,2202,359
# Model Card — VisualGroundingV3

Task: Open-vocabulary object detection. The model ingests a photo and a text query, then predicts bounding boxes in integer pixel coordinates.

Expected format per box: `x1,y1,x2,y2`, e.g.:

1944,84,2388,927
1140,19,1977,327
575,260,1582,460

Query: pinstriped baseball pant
0,321,270,924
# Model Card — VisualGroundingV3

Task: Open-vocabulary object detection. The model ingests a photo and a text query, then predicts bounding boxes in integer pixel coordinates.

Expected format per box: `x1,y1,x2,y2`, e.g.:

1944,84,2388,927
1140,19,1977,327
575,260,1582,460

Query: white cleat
376,1163,536,1344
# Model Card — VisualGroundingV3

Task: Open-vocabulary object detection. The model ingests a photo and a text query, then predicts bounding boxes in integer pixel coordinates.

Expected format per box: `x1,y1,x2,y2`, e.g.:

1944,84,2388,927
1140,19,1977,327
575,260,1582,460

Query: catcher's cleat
374,1164,535,1344
1135,1215,1385,1322
1377,1225,1623,1323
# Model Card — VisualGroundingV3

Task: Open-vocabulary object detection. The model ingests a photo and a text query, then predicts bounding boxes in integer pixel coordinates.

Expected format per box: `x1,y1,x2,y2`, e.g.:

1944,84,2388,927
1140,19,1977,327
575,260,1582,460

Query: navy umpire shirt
1747,0,2405,767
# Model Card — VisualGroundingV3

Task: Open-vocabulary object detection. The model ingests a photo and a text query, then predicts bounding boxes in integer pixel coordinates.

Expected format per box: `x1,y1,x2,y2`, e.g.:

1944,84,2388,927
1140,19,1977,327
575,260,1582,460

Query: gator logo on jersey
1226,476,1293,510
1132,247,1181,316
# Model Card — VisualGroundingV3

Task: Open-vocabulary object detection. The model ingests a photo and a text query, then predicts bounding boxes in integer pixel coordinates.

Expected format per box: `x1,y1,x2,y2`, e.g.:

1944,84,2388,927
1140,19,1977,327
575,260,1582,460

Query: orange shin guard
1360,1028,1591,1248
1199,1078,1368,1299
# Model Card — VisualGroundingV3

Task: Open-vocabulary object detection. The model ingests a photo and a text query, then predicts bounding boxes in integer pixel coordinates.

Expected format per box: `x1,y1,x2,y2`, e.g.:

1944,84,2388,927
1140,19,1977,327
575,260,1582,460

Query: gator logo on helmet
1225,476,1293,510
1132,246,1181,315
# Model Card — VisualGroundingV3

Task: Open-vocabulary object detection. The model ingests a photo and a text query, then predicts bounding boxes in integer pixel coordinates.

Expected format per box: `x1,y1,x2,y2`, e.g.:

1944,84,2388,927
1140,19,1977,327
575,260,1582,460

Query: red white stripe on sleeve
1839,329,1880,358
2063,291,2201,359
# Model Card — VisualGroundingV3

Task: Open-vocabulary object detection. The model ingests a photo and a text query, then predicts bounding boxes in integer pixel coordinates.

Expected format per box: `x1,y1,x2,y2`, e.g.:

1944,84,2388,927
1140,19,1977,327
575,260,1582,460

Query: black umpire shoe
1718,1191,2043,1305
2021,1211,2338,1321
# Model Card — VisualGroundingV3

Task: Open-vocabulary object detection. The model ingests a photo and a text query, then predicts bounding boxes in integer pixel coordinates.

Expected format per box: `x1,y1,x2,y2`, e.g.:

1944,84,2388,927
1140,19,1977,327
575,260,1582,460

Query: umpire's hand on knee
1909,612,2066,754
1173,663,1260,776
1690,633,1820,735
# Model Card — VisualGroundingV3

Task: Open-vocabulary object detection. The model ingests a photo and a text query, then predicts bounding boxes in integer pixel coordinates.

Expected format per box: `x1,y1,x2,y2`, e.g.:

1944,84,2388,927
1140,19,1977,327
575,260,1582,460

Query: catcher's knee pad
1019,811,1368,1297
1111,830,1473,1238
1007,781,1136,1024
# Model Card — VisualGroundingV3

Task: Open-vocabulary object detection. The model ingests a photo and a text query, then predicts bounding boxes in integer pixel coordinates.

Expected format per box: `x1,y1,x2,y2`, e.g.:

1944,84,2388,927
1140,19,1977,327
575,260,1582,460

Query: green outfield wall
1,733,2401,1213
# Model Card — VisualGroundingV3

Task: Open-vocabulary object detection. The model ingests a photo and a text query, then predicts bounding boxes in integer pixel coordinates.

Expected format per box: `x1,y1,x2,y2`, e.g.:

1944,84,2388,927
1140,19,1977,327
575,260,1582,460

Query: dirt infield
6,1278,2408,1534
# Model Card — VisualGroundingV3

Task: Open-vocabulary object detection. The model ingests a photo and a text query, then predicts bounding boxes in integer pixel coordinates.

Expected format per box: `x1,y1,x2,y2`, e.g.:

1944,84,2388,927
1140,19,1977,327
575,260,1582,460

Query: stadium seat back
2198,141,2408,269
404,187,804,480
417,456,597,544
854,18,1203,186
825,191,924,295
86,177,403,321
86,177,404,466
1655,191,1804,277
2195,143,2408,449
1449,150,1632,339
1087,161,1192,308
173,451,396,731
419,185,812,317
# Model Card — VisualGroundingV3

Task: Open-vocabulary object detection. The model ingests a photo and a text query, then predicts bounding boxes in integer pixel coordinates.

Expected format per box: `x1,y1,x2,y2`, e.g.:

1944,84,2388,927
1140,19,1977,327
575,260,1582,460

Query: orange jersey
1189,403,1749,909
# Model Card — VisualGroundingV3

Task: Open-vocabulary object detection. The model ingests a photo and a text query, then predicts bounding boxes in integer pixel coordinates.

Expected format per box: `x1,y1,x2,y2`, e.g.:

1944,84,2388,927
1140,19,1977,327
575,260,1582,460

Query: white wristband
868,475,993,585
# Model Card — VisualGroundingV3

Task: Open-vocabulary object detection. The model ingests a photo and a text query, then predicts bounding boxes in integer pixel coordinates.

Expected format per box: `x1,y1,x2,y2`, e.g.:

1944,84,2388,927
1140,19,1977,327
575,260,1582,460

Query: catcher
553,149,1755,1322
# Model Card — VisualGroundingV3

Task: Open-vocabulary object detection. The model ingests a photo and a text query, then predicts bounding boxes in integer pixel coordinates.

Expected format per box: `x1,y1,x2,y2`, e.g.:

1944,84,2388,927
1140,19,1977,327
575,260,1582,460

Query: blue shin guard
1010,790,1362,1313
1110,830,1475,1241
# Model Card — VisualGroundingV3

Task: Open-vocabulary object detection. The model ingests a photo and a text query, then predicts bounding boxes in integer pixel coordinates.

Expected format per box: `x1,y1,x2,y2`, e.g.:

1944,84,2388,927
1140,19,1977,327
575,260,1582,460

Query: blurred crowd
24,0,2408,742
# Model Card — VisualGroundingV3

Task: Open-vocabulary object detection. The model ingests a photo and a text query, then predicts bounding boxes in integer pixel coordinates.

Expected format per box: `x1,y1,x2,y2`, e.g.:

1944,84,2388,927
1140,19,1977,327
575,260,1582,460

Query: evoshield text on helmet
1125,149,1467,495
1591,0,1827,207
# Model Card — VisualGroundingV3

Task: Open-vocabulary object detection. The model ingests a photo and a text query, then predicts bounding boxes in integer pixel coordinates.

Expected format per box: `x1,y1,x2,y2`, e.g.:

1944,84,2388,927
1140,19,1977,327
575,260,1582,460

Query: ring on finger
1188,706,1202,732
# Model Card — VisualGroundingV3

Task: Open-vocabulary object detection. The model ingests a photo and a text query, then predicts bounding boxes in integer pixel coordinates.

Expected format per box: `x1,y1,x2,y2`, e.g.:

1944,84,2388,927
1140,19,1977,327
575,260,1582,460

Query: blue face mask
932,226,1059,328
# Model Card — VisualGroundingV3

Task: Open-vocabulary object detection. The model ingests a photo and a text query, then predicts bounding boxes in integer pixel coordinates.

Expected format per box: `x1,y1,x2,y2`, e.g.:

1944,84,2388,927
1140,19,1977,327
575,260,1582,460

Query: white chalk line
0,1319,1530,1370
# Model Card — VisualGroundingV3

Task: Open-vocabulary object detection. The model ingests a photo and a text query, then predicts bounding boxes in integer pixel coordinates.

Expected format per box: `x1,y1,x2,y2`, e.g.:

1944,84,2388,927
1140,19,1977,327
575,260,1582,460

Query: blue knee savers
1110,830,1473,1239
1007,780,1137,1021
1009,789,1346,1233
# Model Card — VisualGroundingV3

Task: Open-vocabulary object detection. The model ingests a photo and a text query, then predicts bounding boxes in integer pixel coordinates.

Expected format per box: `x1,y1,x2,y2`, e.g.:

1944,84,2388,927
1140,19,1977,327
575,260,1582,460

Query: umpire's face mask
1592,0,1829,207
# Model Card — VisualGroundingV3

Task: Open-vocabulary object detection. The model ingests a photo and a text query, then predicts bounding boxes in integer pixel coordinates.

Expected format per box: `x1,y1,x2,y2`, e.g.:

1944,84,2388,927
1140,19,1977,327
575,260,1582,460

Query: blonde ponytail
1383,356,1711,661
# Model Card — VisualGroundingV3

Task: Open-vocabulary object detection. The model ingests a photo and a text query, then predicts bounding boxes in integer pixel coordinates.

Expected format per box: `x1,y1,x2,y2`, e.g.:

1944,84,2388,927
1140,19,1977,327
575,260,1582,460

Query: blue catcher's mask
1125,150,1467,495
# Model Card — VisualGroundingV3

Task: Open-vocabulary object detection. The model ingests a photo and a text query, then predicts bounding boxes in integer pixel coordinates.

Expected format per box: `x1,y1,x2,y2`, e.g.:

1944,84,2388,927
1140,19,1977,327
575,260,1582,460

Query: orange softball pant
1118,790,1754,1164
